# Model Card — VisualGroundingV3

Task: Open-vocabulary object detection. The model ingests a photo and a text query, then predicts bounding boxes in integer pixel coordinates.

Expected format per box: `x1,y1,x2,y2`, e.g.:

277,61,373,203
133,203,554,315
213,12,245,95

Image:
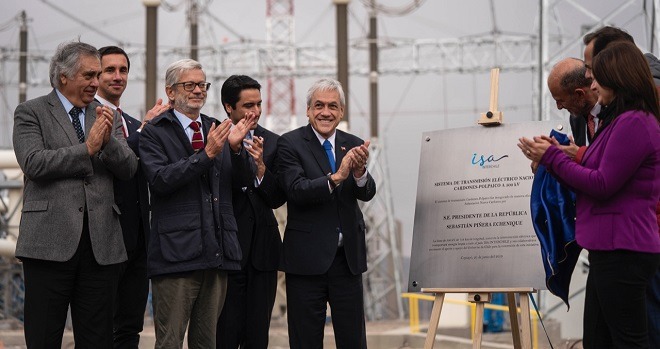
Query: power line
39,0,125,45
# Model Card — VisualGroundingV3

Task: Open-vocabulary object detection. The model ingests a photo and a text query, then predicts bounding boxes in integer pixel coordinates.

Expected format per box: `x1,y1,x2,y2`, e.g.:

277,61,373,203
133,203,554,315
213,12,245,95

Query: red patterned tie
587,113,596,139
189,121,204,151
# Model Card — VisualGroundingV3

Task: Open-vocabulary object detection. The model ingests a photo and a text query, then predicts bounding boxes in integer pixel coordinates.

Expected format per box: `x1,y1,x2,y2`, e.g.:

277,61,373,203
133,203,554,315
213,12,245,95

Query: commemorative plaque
408,121,569,291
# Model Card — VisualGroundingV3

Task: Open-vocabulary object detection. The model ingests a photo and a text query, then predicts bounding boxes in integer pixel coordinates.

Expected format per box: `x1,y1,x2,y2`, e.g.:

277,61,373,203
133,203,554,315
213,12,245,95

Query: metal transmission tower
537,0,659,121
361,139,405,320
265,0,296,136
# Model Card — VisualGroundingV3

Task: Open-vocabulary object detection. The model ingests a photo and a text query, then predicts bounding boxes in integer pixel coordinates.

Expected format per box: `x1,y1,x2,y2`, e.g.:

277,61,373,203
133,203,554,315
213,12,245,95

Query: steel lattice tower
265,0,296,136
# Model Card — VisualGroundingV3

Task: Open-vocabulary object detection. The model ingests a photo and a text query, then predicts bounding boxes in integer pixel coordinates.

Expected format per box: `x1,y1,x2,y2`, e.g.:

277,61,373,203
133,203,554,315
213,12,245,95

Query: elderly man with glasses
139,59,256,349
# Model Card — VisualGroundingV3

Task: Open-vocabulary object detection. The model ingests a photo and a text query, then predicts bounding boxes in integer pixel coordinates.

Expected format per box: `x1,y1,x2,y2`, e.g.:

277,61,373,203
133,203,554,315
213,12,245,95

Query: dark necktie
323,139,336,173
587,113,596,140
117,107,127,138
69,107,85,143
189,121,204,151
245,132,257,174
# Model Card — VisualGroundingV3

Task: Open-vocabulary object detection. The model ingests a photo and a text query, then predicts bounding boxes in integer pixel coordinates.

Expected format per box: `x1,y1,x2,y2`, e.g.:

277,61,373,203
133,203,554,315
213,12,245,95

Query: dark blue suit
277,124,376,349
112,110,150,348
217,125,286,349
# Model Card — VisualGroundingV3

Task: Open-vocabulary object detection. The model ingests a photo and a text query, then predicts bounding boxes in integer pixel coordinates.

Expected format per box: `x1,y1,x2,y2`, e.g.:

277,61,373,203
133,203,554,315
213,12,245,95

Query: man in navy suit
139,59,255,349
216,75,286,349
277,78,376,349
95,46,170,349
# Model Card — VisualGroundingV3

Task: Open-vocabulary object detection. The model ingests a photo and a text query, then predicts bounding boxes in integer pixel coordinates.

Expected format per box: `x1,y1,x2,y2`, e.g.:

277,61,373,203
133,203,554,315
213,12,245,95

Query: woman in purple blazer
520,41,660,349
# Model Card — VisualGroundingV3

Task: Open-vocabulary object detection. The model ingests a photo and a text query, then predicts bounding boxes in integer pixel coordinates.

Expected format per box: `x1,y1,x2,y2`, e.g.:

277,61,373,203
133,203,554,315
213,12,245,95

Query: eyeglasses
171,81,211,92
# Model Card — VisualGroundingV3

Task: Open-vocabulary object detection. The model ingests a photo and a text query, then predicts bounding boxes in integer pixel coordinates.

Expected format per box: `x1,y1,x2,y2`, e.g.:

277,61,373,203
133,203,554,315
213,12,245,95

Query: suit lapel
47,90,81,145
84,103,97,138
304,124,333,175
335,131,349,172
122,112,140,135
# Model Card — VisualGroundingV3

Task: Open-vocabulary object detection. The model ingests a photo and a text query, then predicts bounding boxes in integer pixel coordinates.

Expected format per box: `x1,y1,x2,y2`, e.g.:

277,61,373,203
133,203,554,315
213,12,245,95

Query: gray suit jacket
12,89,138,265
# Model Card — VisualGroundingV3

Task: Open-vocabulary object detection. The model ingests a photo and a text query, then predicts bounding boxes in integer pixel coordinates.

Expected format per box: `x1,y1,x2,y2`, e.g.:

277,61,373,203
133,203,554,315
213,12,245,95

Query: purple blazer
541,110,660,253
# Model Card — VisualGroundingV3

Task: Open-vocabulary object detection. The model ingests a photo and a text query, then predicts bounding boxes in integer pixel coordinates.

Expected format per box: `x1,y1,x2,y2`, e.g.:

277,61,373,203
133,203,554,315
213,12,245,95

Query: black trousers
646,266,660,348
113,243,149,349
216,264,277,349
285,247,367,349
583,249,660,349
22,221,120,349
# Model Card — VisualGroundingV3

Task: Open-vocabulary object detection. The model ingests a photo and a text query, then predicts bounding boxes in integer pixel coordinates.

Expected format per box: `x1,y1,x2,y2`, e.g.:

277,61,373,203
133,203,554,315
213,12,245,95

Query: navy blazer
114,110,150,252
139,110,242,277
232,125,286,271
277,124,376,275
569,113,587,147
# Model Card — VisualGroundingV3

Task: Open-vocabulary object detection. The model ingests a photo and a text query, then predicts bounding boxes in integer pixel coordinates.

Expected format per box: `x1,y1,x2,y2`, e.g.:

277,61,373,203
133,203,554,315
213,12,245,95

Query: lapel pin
341,146,346,151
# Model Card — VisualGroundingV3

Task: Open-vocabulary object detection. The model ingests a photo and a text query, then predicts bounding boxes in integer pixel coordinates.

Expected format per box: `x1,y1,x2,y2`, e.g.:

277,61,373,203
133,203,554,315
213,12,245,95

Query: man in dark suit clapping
277,78,376,349
216,75,286,349
95,45,170,349
12,41,137,349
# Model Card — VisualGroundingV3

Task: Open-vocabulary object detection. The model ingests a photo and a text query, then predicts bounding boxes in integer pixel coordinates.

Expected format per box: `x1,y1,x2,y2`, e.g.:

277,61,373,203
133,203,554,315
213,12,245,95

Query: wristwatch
326,173,338,190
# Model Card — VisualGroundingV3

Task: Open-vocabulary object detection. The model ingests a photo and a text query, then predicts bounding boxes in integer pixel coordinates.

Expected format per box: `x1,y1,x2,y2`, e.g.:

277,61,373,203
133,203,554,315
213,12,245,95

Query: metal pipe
190,0,198,61
19,11,28,104
143,0,160,113
369,2,378,137
334,0,350,125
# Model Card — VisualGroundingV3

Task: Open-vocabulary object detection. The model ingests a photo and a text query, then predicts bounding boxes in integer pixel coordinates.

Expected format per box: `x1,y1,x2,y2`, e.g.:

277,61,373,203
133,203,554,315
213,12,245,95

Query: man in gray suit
12,41,137,349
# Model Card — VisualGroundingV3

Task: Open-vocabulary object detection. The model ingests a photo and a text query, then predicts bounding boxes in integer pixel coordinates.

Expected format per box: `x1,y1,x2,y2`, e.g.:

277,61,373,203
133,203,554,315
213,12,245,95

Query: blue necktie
323,139,336,173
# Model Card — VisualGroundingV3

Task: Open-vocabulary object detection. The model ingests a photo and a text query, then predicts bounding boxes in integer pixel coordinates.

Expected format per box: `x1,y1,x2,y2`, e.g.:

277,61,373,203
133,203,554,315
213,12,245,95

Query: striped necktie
189,121,204,151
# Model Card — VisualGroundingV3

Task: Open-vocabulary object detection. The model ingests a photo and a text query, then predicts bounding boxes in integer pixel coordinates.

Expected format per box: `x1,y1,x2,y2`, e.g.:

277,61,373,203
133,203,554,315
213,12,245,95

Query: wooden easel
421,287,536,349
478,68,504,125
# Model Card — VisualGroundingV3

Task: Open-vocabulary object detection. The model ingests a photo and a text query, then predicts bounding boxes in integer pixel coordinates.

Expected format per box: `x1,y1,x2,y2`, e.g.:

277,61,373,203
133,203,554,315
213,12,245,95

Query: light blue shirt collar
55,89,85,130
172,109,203,142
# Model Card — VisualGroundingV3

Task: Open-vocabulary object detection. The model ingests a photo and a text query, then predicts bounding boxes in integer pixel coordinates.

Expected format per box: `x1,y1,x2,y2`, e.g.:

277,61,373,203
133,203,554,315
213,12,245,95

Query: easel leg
507,293,522,349
519,293,532,349
473,302,484,349
424,293,445,349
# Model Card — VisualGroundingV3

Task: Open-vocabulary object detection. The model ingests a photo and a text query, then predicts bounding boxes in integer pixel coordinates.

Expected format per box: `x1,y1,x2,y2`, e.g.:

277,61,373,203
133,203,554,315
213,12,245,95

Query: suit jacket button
78,207,83,212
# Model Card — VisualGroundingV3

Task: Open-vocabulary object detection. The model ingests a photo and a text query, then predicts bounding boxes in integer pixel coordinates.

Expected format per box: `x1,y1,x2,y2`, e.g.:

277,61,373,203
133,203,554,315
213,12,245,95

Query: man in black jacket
216,75,286,349
139,59,255,349
96,45,170,349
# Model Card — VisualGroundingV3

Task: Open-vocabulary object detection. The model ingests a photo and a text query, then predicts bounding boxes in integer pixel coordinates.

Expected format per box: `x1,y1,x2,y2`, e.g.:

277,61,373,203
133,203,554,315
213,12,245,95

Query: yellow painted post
411,297,419,333
532,310,538,349
469,302,476,340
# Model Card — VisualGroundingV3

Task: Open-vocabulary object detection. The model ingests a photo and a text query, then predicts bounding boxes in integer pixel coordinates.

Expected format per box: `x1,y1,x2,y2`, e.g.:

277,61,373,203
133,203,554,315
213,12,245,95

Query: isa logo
471,153,508,169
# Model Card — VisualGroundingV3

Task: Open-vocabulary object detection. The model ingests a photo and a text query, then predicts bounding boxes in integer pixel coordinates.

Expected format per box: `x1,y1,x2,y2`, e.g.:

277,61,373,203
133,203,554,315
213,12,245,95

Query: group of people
520,26,660,348
12,40,375,349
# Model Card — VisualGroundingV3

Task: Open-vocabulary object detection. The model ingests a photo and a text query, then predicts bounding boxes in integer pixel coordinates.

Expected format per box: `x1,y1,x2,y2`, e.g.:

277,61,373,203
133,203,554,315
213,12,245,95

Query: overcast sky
0,0,654,256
